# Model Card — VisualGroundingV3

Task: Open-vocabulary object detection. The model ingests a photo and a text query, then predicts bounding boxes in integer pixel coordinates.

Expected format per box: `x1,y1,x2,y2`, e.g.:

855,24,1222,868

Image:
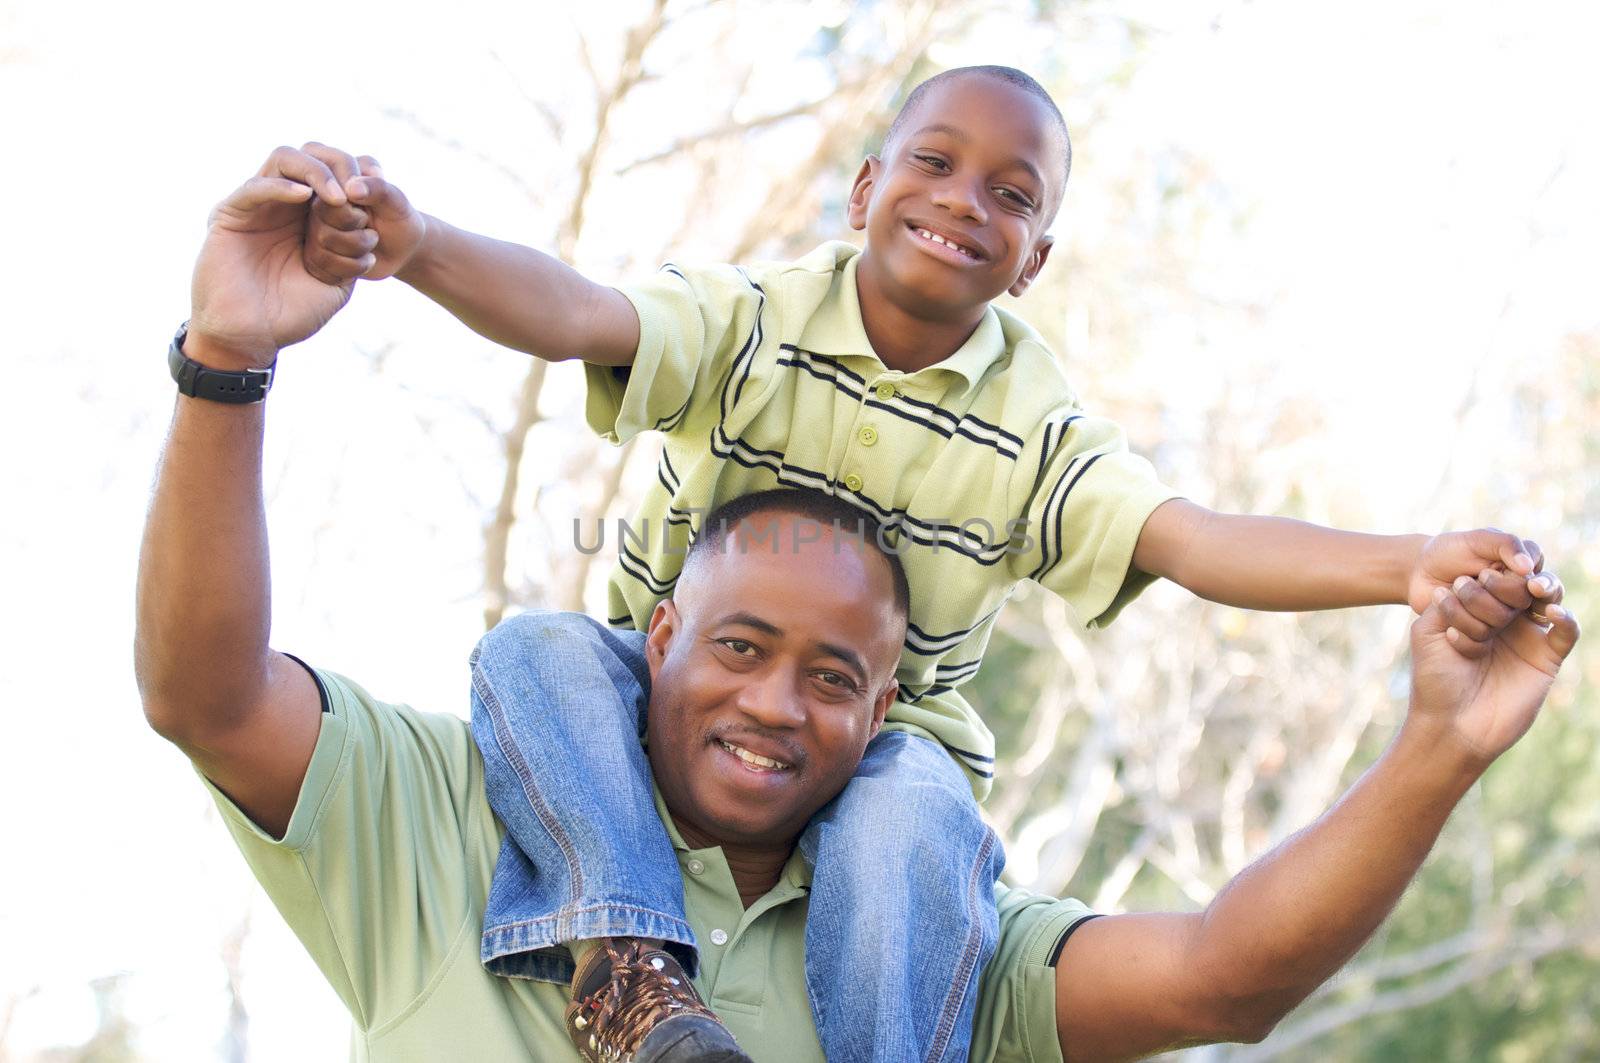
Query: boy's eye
995,187,1035,209
913,154,950,171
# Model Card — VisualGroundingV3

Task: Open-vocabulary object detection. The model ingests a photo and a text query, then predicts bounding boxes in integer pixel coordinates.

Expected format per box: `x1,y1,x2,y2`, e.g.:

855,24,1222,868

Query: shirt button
858,426,878,446
687,859,705,875
710,928,729,946
874,381,896,401
843,473,864,492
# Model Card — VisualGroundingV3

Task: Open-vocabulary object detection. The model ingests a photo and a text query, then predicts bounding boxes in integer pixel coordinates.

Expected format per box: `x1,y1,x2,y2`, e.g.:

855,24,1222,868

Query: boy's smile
905,220,988,264
848,71,1067,365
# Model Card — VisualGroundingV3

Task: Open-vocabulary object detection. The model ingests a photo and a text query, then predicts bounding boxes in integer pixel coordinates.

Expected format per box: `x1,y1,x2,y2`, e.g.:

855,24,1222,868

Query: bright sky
2,0,1596,1058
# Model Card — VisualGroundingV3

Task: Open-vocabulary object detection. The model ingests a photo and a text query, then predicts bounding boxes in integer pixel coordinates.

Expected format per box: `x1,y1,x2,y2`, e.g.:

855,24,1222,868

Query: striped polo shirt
585,242,1178,797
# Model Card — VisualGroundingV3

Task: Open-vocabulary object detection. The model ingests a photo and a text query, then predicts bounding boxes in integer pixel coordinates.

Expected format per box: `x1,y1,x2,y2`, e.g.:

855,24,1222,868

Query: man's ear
645,599,680,682
868,678,897,740
1007,234,1055,297
845,156,880,232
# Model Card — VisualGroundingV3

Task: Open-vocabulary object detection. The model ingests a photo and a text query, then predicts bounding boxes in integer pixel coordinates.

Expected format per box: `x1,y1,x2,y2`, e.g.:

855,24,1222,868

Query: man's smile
716,738,794,772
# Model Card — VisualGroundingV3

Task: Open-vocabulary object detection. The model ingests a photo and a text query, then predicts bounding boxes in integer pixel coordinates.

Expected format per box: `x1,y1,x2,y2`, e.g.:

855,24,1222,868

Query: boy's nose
930,178,987,224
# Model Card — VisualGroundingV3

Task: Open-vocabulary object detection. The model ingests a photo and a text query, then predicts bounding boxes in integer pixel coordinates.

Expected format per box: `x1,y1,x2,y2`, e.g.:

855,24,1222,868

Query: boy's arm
301,146,638,366
1132,498,1553,614
1052,580,1579,1062
396,213,640,366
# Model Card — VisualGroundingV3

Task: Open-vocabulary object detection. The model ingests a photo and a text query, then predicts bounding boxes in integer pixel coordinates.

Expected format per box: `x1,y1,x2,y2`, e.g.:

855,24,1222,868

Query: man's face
644,514,904,851
849,73,1066,320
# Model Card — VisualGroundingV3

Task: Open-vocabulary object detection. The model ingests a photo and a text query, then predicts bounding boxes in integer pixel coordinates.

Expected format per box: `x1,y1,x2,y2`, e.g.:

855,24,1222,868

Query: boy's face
849,74,1065,320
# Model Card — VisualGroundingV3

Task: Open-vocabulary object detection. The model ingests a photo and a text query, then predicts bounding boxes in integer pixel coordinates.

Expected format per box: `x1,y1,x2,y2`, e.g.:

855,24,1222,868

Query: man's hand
1408,529,1554,616
1050,574,1579,1062
303,147,428,285
1408,573,1580,771
188,146,366,366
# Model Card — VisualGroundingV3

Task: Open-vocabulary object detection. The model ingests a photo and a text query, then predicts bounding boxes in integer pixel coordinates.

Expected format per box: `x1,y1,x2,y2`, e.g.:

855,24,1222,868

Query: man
135,148,1578,1062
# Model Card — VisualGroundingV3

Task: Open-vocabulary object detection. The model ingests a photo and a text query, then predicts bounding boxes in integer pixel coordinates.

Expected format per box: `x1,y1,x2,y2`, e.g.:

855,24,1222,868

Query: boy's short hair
883,64,1072,193
686,488,911,619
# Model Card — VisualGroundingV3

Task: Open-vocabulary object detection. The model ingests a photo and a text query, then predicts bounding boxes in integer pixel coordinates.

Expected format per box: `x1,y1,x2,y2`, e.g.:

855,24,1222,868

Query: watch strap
168,323,276,403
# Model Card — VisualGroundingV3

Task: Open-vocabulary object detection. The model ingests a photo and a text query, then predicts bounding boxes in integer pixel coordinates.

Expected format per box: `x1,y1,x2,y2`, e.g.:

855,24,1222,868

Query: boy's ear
1007,235,1055,297
846,155,881,231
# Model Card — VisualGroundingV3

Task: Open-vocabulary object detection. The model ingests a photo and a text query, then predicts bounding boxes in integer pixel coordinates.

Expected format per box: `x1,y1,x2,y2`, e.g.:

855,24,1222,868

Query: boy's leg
799,730,1003,1063
468,610,695,983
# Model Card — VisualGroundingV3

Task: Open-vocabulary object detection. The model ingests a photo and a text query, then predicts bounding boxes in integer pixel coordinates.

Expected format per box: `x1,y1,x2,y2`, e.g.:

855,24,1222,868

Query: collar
793,243,1008,388
652,785,813,893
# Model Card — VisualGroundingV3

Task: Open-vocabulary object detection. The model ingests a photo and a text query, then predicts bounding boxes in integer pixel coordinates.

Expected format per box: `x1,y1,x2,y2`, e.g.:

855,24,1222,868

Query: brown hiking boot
564,939,752,1063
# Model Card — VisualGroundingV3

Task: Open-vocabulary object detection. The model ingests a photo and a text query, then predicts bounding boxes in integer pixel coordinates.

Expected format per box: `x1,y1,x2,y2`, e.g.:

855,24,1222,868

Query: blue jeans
470,611,1004,1063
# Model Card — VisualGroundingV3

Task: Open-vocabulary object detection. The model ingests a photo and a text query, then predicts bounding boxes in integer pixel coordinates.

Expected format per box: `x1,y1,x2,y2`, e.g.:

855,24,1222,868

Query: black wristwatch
168,322,276,403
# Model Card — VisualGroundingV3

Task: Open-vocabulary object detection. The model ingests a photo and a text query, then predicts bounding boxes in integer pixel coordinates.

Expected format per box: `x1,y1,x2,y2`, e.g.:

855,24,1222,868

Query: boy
301,66,1554,1063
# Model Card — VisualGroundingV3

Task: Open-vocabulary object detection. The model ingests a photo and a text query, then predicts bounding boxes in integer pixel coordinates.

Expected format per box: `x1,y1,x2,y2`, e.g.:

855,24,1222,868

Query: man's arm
1133,497,1557,614
1050,573,1580,1061
298,144,639,366
135,148,356,838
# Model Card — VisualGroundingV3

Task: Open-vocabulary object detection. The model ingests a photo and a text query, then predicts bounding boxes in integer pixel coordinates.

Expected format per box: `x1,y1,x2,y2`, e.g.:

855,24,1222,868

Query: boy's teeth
719,739,791,770
916,228,973,257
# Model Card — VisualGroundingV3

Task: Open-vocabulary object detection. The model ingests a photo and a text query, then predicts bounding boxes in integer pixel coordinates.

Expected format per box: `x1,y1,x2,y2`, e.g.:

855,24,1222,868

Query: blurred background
2,0,1596,1059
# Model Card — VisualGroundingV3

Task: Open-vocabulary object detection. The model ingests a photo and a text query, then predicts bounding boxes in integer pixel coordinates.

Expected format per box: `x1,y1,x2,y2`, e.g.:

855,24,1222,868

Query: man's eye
720,639,756,656
815,671,857,691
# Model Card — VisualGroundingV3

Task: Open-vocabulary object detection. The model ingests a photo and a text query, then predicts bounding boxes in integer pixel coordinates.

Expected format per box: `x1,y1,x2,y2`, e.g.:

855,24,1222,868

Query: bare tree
465,0,990,626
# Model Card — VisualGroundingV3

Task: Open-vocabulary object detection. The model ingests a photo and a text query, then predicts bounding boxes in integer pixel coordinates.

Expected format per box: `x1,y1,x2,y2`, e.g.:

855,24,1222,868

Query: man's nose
930,176,987,224
735,668,806,729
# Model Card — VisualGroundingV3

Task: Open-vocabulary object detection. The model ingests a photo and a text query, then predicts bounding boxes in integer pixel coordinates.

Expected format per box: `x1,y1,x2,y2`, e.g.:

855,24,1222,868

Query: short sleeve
199,669,487,1031
584,262,769,444
1009,410,1181,628
970,885,1098,1063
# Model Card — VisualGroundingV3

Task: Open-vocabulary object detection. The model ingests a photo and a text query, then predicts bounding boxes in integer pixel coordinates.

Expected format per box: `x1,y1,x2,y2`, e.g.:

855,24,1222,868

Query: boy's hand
1408,529,1546,615
1428,564,1565,655
302,145,428,285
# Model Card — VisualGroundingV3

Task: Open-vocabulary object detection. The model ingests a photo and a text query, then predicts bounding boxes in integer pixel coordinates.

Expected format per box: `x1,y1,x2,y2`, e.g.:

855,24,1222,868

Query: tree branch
616,76,875,174
1232,922,1600,1061
482,0,669,630
381,106,545,207
483,358,547,629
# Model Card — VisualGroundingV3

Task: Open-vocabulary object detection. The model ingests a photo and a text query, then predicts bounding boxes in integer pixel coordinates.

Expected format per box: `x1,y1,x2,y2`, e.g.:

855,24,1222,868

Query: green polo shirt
586,242,1179,795
206,668,1092,1062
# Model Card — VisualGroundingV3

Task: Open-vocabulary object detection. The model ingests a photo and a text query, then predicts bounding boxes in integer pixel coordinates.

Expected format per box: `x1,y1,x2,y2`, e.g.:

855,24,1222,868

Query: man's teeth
719,739,791,770
915,228,976,258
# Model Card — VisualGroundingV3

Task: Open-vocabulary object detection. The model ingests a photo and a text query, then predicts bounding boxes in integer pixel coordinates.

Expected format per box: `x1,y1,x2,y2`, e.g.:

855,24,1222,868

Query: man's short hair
686,488,911,619
883,64,1073,190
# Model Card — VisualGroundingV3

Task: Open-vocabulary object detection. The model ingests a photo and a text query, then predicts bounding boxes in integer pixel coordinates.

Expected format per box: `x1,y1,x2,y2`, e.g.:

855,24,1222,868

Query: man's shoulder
967,884,1096,1063
300,668,486,834
320,669,474,748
